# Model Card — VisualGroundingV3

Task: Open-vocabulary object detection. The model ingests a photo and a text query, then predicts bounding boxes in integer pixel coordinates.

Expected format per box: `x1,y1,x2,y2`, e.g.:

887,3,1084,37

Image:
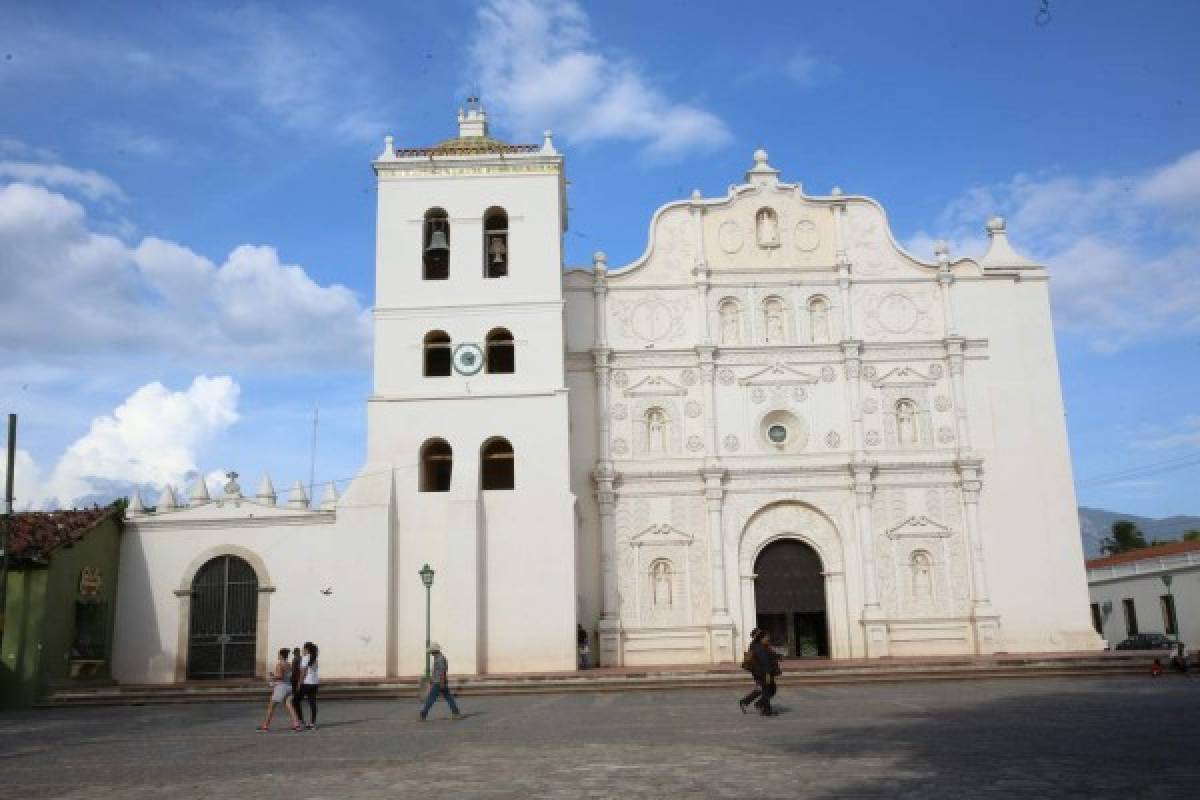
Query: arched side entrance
186,555,259,679
754,540,828,657
738,501,852,659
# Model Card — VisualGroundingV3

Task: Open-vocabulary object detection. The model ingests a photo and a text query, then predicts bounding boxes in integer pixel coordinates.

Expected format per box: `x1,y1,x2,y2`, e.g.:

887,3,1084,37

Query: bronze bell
425,229,449,254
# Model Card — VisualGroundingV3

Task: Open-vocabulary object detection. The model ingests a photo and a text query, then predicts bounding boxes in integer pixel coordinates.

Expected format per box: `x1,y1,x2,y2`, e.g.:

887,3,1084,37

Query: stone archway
738,501,851,659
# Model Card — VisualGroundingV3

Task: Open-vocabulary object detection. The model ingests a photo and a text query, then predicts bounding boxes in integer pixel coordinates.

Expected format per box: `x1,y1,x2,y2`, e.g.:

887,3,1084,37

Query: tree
1183,530,1200,542
1101,519,1149,555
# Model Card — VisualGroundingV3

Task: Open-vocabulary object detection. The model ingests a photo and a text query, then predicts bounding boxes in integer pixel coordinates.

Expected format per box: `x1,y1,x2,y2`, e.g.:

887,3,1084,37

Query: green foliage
1101,519,1149,555
1183,530,1200,542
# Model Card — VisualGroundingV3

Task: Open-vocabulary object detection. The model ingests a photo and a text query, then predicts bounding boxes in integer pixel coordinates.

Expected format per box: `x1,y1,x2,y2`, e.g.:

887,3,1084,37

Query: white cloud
906,149,1200,351
0,161,126,201
470,0,731,159
6,376,240,509
1141,416,1200,450
2,7,391,146
0,180,372,369
782,48,840,87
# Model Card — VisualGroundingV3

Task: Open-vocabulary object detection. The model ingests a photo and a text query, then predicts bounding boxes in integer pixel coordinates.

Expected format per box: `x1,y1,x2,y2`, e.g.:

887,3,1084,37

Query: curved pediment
603,151,967,287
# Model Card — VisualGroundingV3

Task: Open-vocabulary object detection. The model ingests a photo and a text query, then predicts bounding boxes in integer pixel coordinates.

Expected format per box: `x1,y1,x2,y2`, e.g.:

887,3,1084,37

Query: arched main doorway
186,555,259,679
754,539,829,658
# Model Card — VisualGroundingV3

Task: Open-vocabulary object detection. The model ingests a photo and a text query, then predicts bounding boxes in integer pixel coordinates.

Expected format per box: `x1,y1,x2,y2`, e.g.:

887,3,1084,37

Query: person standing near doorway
577,624,590,670
295,642,320,730
419,643,462,721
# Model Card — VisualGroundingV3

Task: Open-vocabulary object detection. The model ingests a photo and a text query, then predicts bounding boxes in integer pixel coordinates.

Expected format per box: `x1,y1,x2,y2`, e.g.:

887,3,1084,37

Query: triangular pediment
630,523,694,546
624,375,687,397
884,515,953,539
872,366,937,389
738,361,821,387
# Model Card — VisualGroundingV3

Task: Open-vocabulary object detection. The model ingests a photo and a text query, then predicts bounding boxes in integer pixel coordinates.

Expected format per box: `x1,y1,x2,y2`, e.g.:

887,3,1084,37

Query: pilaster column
842,339,866,458
946,336,972,455
691,191,712,344
853,462,889,657
697,346,719,456
958,462,990,606
935,242,958,335
703,467,735,662
594,466,622,665
592,255,613,462
831,189,853,338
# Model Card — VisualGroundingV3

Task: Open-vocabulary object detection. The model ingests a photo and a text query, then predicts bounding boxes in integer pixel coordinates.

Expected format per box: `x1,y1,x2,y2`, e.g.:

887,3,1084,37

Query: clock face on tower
453,343,485,375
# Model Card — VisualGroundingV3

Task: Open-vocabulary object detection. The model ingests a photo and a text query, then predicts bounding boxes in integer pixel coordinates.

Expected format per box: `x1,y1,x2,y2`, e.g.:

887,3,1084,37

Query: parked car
1114,633,1174,651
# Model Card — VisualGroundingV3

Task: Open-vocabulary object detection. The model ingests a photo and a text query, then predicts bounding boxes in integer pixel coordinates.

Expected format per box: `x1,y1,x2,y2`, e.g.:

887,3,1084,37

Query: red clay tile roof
4,506,121,563
1086,538,1200,569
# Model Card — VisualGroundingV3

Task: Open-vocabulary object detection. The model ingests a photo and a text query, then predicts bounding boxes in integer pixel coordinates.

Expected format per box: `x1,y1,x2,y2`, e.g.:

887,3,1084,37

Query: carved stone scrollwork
937,427,955,444
612,371,629,388
685,401,703,418
863,365,878,380
862,397,879,414
681,369,698,386
611,403,628,420
687,435,704,452
718,368,736,386
820,366,836,383
825,430,841,449
934,395,952,412
612,438,629,456
929,363,945,379
865,430,882,446
723,434,741,452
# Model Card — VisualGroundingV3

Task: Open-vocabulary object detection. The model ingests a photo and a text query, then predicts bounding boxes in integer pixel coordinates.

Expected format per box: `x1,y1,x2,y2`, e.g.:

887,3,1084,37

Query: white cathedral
112,104,1102,683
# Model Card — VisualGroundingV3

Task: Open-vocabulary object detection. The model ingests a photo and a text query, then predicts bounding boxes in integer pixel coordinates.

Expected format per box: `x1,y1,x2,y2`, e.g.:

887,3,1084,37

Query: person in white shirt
295,641,320,729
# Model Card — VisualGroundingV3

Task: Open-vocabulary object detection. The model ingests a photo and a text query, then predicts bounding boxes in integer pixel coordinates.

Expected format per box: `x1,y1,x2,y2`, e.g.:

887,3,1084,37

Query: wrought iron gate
187,555,259,679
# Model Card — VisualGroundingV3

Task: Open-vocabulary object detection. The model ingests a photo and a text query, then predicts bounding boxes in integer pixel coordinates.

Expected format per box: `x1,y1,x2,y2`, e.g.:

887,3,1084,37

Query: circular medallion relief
718,220,744,254
793,219,820,252
630,299,676,342
877,293,920,334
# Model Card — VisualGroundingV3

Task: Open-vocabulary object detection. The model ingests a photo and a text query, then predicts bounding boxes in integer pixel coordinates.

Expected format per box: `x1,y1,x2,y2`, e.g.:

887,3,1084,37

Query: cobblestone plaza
0,677,1195,798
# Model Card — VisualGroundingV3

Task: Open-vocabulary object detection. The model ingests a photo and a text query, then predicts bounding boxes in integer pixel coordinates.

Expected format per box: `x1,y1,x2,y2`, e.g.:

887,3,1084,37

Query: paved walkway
1,676,1196,798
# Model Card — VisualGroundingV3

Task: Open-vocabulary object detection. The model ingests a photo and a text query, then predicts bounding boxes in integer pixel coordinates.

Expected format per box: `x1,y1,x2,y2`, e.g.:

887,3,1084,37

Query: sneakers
738,700,749,714
418,712,427,722
256,725,269,732
305,723,316,731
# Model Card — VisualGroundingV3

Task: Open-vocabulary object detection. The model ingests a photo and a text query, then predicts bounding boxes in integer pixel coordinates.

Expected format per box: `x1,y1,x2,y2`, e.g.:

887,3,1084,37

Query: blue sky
1,0,1197,517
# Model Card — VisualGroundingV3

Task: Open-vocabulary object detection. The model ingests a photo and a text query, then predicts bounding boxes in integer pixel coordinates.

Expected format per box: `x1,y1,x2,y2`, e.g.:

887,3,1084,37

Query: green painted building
1,505,123,708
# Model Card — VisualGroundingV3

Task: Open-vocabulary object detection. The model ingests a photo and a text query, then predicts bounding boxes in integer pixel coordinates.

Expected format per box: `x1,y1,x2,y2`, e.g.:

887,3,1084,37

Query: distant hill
1078,506,1200,557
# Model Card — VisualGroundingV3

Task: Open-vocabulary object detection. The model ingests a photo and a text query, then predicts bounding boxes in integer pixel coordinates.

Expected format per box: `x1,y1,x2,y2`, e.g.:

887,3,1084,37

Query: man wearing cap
419,642,462,721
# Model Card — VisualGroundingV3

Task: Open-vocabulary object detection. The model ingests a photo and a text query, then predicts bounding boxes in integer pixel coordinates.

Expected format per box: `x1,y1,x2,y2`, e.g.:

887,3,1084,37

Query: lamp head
1161,573,1173,588
419,563,435,588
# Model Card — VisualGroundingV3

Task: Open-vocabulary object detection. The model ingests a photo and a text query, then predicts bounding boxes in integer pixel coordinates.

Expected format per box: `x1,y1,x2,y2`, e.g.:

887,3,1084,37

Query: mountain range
1077,506,1200,558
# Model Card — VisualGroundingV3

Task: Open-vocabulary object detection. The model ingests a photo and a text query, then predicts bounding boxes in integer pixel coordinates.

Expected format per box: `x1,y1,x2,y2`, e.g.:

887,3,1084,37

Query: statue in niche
651,560,673,608
763,297,786,344
756,208,779,248
719,300,741,345
809,296,830,343
646,408,668,453
896,399,919,445
911,551,933,601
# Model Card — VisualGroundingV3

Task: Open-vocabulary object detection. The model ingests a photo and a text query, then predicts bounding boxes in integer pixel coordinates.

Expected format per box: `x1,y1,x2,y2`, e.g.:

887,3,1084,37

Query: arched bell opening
423,208,450,280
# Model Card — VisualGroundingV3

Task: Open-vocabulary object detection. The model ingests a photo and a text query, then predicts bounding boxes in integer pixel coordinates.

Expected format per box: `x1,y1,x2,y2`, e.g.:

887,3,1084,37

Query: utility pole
1,414,16,645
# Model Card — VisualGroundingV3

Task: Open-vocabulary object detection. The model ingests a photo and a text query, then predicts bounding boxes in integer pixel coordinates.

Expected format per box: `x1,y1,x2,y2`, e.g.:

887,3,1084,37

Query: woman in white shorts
258,647,302,732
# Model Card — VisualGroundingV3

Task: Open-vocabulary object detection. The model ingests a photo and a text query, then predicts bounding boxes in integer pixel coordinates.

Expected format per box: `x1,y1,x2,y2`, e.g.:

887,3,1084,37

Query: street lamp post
419,564,435,681
1161,573,1177,643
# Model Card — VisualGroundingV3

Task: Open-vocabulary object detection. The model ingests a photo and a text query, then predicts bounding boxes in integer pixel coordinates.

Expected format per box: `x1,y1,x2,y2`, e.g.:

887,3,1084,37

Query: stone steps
39,652,1154,708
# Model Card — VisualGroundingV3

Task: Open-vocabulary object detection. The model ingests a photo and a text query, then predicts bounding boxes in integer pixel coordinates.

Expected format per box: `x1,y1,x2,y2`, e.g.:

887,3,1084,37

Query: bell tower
367,101,576,675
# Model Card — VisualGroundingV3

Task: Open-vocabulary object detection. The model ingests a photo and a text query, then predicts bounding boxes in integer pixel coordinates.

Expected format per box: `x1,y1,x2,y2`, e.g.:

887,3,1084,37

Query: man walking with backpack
419,643,462,722
738,629,780,716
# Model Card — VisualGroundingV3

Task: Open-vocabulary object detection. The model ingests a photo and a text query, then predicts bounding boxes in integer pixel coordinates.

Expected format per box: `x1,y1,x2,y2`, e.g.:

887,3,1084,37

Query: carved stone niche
630,524,695,627
883,515,958,619
873,367,938,448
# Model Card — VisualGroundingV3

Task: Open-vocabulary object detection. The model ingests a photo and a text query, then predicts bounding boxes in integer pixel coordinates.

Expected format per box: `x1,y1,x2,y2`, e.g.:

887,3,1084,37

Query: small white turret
379,134,396,161
319,481,339,511
157,485,178,511
189,475,211,505
286,480,310,510
256,473,277,506
979,216,1040,270
746,148,780,187
129,489,146,514
541,129,557,155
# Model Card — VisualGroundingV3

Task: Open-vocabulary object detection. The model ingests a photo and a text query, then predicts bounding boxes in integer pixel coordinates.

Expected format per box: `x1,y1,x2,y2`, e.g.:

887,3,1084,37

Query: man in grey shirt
419,642,462,721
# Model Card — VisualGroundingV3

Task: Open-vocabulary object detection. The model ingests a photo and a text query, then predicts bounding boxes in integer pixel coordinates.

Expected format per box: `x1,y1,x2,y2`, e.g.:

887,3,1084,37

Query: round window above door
452,343,484,375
